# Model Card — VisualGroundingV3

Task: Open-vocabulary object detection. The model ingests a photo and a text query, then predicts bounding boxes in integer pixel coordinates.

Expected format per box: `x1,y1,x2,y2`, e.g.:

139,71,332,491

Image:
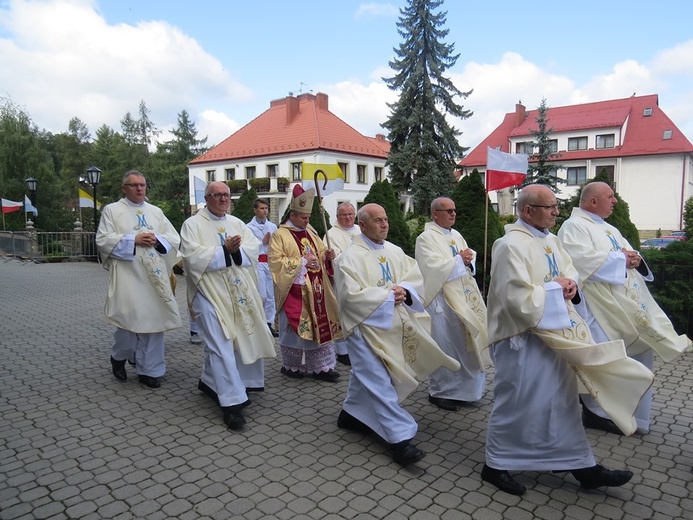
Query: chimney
316,92,329,111
515,102,526,127
286,95,300,126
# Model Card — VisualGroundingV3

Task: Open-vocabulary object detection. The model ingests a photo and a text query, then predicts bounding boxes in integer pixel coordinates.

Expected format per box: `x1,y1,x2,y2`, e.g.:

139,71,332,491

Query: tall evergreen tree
382,0,472,215
363,180,412,254
451,169,503,290
231,188,258,223
522,98,564,192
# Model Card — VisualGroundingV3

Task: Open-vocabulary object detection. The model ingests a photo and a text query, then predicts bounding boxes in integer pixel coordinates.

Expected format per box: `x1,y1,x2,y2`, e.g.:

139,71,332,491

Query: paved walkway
1,258,692,520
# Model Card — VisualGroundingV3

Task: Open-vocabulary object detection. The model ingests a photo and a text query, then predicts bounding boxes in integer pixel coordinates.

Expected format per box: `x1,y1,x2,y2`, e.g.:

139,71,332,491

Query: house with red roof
188,92,389,222
458,94,693,233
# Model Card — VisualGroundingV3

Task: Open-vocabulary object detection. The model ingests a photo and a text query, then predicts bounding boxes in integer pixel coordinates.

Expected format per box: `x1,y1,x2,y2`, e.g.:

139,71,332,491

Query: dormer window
663,130,673,140
643,107,653,117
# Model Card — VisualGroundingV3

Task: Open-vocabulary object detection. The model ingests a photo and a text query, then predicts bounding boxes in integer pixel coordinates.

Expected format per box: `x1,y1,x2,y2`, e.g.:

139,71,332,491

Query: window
515,142,534,154
643,107,652,117
225,168,235,181
595,165,615,185
663,130,673,140
245,166,256,179
206,170,215,182
568,137,588,151
291,162,302,181
567,167,587,185
547,139,558,153
374,166,383,182
596,134,615,149
357,164,367,184
338,162,349,183
267,164,278,178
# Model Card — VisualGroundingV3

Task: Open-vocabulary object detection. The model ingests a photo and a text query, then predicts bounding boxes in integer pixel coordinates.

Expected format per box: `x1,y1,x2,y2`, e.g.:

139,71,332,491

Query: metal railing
0,231,99,262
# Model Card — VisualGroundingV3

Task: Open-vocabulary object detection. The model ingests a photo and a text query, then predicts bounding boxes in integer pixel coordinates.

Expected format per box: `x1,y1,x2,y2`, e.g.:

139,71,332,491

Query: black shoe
268,323,279,338
222,407,246,431
581,402,624,435
281,367,304,379
390,440,426,466
337,410,373,434
336,354,351,366
481,464,526,496
312,369,340,382
428,395,459,411
127,358,136,366
138,375,160,388
110,356,127,381
572,464,633,490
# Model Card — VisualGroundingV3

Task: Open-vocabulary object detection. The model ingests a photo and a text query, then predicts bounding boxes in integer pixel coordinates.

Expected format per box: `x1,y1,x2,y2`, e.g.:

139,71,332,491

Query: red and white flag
486,147,528,192
1,198,23,214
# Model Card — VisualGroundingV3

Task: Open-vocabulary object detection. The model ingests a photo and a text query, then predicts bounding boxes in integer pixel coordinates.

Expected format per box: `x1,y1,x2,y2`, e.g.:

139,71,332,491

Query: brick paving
1,257,692,520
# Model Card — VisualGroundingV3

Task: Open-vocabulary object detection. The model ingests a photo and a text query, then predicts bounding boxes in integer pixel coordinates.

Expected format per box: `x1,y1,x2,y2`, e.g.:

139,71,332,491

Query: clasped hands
393,285,408,305
135,232,158,248
622,248,642,270
554,277,577,301
303,248,335,270
459,248,474,265
224,235,242,253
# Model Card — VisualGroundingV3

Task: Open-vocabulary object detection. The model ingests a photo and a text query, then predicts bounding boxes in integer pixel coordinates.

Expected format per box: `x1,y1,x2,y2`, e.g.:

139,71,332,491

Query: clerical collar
338,224,357,232
124,198,145,207
361,235,385,250
286,221,306,231
581,208,605,223
254,217,266,225
518,218,550,237
432,222,451,235
207,209,226,221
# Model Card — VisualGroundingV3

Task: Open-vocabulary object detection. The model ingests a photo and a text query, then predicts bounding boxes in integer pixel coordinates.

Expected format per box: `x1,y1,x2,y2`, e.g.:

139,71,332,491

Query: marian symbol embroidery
377,255,393,287
543,246,560,282
217,226,227,246
449,239,459,257
606,230,622,252
133,210,153,231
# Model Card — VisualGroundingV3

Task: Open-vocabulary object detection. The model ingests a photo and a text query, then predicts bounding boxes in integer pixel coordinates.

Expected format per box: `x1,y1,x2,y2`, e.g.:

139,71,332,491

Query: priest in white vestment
415,197,489,411
324,202,360,365
558,181,692,435
246,198,279,338
482,185,648,496
96,170,182,389
334,203,461,466
180,182,277,430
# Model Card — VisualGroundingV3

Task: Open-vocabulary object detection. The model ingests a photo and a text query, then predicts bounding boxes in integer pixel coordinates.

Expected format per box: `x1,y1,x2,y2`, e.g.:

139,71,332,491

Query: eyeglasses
528,204,558,210
434,209,456,214
208,193,231,200
123,183,146,189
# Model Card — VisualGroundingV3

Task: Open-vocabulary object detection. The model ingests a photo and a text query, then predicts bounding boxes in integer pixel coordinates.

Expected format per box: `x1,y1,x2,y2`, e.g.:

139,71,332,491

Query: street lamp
85,166,101,231
25,177,38,226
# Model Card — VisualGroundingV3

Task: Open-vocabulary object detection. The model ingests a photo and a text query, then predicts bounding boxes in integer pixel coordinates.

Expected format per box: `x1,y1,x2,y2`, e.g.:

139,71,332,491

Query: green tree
451,169,503,290
382,0,472,215
231,188,258,223
363,180,412,253
522,98,564,192
683,196,693,241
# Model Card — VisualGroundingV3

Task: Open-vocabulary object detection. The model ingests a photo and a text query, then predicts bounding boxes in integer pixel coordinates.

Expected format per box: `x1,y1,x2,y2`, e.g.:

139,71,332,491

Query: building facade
458,95,693,233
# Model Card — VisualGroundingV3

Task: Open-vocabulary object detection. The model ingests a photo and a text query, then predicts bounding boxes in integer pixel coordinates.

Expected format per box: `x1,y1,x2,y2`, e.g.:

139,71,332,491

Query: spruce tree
451,169,503,290
522,98,564,192
382,0,472,215
231,188,258,223
363,180,412,254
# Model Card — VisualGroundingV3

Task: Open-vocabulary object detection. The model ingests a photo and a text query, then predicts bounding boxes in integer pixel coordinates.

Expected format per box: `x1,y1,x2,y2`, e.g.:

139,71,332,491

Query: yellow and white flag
79,188,102,210
301,163,344,195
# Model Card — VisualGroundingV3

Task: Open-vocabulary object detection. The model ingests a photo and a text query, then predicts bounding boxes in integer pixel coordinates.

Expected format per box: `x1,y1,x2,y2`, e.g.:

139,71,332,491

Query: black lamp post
85,166,101,230
24,177,38,225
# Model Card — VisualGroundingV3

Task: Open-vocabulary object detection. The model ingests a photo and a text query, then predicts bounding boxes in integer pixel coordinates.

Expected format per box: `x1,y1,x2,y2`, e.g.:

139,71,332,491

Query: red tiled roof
190,93,389,165
460,94,693,168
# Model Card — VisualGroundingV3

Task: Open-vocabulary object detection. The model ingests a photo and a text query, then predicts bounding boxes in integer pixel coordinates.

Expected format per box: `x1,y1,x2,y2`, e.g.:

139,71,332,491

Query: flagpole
482,191,489,299
313,169,332,250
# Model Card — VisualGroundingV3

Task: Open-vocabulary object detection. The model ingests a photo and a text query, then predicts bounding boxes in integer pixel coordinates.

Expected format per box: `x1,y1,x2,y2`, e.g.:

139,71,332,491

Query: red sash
285,229,333,344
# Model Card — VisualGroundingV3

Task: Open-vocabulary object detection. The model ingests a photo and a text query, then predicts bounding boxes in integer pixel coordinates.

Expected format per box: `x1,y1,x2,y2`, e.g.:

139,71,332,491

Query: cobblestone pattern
0,258,692,519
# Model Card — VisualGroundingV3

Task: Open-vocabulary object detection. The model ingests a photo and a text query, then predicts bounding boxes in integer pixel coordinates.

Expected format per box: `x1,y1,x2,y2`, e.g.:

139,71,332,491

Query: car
640,237,682,249
669,231,687,241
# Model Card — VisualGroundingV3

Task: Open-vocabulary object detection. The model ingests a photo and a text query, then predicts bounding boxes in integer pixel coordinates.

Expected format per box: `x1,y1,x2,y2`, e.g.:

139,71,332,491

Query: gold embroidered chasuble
180,208,276,364
488,222,654,435
415,222,490,368
559,207,692,361
96,198,182,333
325,225,361,256
268,224,342,344
335,235,461,401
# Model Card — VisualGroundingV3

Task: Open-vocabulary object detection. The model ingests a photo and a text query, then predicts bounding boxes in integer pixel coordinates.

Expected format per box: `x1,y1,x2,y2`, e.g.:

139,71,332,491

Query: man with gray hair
558,181,691,435
96,170,181,389
415,197,488,411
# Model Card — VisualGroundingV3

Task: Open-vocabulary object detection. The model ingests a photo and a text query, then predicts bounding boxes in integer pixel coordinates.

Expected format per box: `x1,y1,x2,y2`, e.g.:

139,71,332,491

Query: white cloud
0,0,253,137
320,80,396,137
197,109,241,148
354,2,399,20
652,40,693,77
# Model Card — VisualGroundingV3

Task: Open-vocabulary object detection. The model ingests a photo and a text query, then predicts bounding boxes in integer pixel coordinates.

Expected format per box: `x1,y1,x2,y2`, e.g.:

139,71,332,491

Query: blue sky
1,0,692,154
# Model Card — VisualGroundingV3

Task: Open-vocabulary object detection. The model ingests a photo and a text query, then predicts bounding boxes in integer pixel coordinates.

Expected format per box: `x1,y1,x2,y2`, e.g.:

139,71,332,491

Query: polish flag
486,147,528,192
1,198,23,214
